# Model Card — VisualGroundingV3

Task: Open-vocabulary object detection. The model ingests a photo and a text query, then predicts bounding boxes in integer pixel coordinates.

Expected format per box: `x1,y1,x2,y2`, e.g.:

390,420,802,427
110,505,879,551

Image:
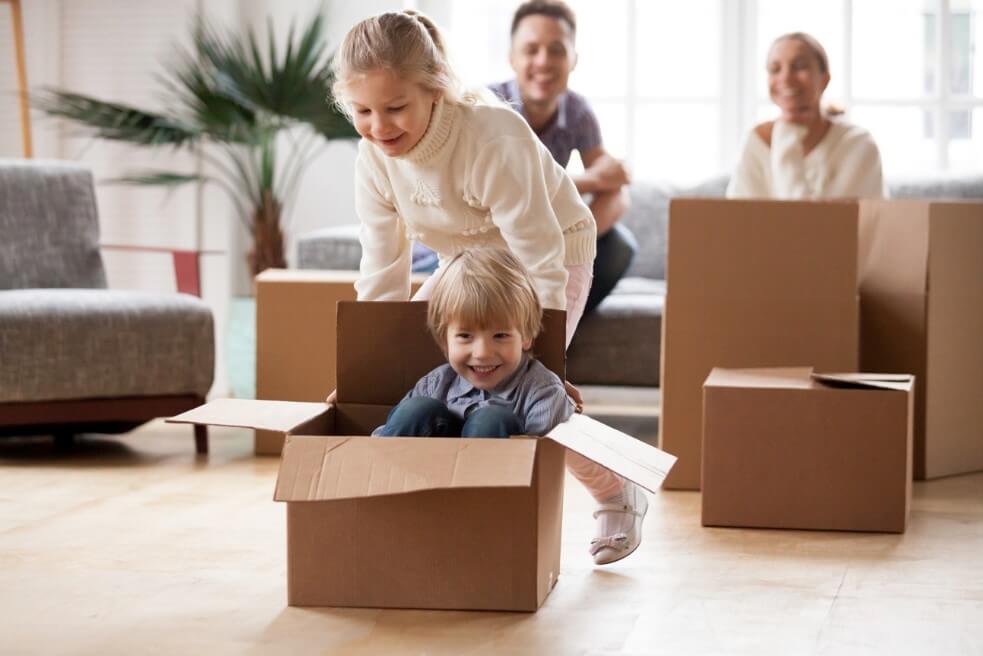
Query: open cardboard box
171,302,677,611
254,269,427,455
702,367,913,533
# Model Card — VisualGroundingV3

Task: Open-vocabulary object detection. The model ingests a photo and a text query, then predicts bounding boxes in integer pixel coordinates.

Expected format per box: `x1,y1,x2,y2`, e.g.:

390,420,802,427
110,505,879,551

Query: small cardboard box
173,302,676,612
702,367,913,533
858,200,983,479
254,269,425,455
659,199,861,489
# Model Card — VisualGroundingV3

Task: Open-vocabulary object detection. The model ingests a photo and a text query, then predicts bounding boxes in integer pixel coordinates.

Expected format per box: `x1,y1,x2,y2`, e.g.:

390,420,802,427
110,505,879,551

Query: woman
727,32,885,199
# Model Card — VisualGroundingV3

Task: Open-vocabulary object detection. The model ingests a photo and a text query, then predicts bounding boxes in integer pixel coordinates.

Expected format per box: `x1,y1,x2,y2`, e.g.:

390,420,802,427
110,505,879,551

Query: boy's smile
446,321,533,391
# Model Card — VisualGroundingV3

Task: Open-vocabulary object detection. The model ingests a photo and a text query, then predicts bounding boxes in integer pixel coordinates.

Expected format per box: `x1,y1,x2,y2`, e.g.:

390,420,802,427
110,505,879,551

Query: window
438,0,982,181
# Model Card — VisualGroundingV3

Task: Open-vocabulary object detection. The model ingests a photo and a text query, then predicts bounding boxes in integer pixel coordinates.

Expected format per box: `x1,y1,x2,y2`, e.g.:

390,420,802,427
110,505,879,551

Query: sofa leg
194,424,208,455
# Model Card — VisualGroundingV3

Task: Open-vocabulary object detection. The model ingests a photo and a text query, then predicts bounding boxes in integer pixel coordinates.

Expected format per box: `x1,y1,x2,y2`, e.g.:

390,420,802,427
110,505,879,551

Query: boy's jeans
381,397,522,438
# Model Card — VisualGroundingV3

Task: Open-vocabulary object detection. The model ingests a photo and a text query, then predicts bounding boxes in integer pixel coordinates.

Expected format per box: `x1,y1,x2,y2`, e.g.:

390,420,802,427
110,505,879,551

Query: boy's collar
448,352,533,399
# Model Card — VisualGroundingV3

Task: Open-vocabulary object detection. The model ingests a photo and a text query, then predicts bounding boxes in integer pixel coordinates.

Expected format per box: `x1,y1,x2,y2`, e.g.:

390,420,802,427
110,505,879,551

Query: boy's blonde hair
332,11,466,118
427,249,543,349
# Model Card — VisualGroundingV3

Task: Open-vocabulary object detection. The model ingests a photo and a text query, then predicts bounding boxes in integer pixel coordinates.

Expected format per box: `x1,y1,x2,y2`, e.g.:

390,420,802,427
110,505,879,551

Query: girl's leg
410,265,444,301
566,452,624,501
562,263,645,565
563,263,593,348
461,406,522,438
380,397,462,437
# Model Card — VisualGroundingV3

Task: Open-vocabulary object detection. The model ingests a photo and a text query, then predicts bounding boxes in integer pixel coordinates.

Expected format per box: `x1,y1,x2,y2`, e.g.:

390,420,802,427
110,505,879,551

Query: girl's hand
325,389,337,405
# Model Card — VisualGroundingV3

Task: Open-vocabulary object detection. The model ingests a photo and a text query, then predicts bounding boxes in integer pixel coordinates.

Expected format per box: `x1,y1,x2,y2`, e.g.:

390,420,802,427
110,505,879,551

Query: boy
375,248,572,438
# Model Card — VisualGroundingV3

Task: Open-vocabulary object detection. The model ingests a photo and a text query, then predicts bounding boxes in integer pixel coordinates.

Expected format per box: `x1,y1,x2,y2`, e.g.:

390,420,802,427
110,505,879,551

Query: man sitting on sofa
489,0,637,313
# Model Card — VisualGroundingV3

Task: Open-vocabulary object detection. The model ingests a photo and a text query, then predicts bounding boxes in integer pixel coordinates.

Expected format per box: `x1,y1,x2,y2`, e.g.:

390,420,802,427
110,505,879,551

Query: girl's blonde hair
427,249,543,350
332,11,465,117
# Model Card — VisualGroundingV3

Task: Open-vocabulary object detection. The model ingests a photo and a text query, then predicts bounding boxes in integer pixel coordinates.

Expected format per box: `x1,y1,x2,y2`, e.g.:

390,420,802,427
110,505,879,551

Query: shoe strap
592,503,643,519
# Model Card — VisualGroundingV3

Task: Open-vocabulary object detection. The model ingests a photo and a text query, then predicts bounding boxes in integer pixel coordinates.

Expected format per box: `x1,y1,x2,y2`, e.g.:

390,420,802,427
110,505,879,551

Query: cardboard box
702,367,914,533
659,199,860,489
858,200,983,479
254,269,425,455
173,302,677,611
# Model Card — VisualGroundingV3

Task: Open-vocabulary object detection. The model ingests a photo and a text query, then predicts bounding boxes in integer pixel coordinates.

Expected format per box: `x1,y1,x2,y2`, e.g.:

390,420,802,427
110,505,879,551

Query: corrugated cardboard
702,367,913,533
172,302,677,611
659,199,860,489
858,200,983,479
254,269,425,455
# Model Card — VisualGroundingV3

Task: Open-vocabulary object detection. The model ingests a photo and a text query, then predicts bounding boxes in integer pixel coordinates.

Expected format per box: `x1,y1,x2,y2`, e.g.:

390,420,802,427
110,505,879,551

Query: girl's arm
471,135,570,311
354,148,414,301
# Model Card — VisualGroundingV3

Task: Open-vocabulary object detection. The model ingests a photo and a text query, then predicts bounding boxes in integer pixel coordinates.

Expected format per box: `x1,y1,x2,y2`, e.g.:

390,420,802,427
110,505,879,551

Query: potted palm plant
36,14,358,276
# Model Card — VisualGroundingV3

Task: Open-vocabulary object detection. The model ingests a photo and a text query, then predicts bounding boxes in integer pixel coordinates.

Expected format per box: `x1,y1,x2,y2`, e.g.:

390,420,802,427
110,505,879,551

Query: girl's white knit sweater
353,97,596,311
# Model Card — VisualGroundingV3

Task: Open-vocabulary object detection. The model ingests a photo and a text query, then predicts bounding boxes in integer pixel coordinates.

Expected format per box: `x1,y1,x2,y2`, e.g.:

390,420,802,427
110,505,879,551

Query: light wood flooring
1,421,981,655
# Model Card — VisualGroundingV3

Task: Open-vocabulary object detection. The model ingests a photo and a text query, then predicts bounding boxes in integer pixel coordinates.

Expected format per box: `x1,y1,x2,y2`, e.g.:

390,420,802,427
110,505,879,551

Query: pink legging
414,263,624,502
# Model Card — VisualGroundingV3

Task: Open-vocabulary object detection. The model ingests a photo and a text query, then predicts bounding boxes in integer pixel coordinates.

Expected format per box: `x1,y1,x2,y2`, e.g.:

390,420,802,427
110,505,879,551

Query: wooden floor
1,421,981,656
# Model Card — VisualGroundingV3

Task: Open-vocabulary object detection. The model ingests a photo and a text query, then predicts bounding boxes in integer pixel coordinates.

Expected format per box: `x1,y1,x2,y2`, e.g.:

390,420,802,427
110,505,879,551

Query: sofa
0,160,216,452
295,174,983,388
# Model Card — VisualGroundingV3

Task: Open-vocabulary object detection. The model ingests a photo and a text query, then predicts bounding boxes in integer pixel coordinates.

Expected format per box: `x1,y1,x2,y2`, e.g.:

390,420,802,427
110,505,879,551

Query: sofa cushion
620,175,729,280
888,175,983,200
297,224,362,271
0,289,214,402
0,160,107,290
567,277,665,387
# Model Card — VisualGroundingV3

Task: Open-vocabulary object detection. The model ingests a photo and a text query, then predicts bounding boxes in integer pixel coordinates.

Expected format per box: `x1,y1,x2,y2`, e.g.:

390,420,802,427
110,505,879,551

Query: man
490,0,637,313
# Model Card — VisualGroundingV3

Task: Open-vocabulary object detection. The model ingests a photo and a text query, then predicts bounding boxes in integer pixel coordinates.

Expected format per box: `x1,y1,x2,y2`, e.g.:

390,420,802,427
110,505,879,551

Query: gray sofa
296,174,983,388
0,160,215,452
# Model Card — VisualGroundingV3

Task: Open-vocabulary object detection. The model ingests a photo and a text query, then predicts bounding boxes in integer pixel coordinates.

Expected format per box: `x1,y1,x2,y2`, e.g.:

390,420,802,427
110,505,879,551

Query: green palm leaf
35,90,201,146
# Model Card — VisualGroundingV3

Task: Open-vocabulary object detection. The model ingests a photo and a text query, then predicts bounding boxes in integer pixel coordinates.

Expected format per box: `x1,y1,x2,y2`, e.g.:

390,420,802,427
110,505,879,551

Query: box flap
703,368,913,393
545,415,677,494
704,367,815,390
274,435,539,502
167,398,331,433
811,372,915,392
336,301,566,405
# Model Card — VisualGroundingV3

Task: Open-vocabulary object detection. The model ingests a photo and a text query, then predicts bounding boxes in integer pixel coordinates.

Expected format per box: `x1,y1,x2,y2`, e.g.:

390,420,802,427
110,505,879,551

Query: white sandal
589,481,649,565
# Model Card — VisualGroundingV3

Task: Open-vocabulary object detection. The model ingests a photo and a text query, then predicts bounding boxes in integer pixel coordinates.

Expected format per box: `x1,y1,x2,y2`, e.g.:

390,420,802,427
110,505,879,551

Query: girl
332,11,646,565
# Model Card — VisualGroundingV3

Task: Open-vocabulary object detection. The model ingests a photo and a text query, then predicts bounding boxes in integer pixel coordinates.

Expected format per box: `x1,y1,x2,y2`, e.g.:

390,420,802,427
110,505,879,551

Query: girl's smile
346,69,440,157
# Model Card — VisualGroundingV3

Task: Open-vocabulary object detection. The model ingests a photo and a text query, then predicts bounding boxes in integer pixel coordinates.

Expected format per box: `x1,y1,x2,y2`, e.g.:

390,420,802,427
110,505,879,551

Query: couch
295,174,983,388
0,160,216,452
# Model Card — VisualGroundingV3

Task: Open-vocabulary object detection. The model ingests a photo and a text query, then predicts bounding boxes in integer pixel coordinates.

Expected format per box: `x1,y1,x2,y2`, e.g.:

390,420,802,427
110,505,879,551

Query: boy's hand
325,389,337,405
564,380,584,414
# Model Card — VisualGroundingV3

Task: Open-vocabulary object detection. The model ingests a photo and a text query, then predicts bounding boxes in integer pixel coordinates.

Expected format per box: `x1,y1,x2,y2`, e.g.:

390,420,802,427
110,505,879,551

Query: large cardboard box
254,269,425,455
702,367,914,533
659,199,860,489
858,200,983,479
174,302,676,612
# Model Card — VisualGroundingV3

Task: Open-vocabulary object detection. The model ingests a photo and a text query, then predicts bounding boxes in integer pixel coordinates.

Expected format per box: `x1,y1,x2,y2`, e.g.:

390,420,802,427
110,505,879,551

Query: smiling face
445,321,533,391
509,14,577,108
346,68,439,157
766,37,830,124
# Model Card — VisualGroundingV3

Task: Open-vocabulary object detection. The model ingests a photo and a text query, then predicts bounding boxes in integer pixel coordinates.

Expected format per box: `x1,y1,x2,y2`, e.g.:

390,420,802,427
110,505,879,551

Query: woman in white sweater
727,32,885,199
332,11,645,566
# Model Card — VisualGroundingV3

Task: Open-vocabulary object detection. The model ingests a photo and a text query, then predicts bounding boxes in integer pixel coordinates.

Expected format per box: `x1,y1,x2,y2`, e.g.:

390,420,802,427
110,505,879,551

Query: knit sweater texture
354,98,597,311
726,118,886,199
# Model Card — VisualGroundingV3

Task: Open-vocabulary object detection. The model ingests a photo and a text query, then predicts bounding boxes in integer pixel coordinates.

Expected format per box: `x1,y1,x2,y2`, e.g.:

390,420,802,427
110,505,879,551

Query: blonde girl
332,11,647,565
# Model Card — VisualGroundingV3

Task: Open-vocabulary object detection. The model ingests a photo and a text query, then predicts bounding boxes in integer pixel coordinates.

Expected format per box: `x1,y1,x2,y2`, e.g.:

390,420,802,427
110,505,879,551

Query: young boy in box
375,248,649,565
